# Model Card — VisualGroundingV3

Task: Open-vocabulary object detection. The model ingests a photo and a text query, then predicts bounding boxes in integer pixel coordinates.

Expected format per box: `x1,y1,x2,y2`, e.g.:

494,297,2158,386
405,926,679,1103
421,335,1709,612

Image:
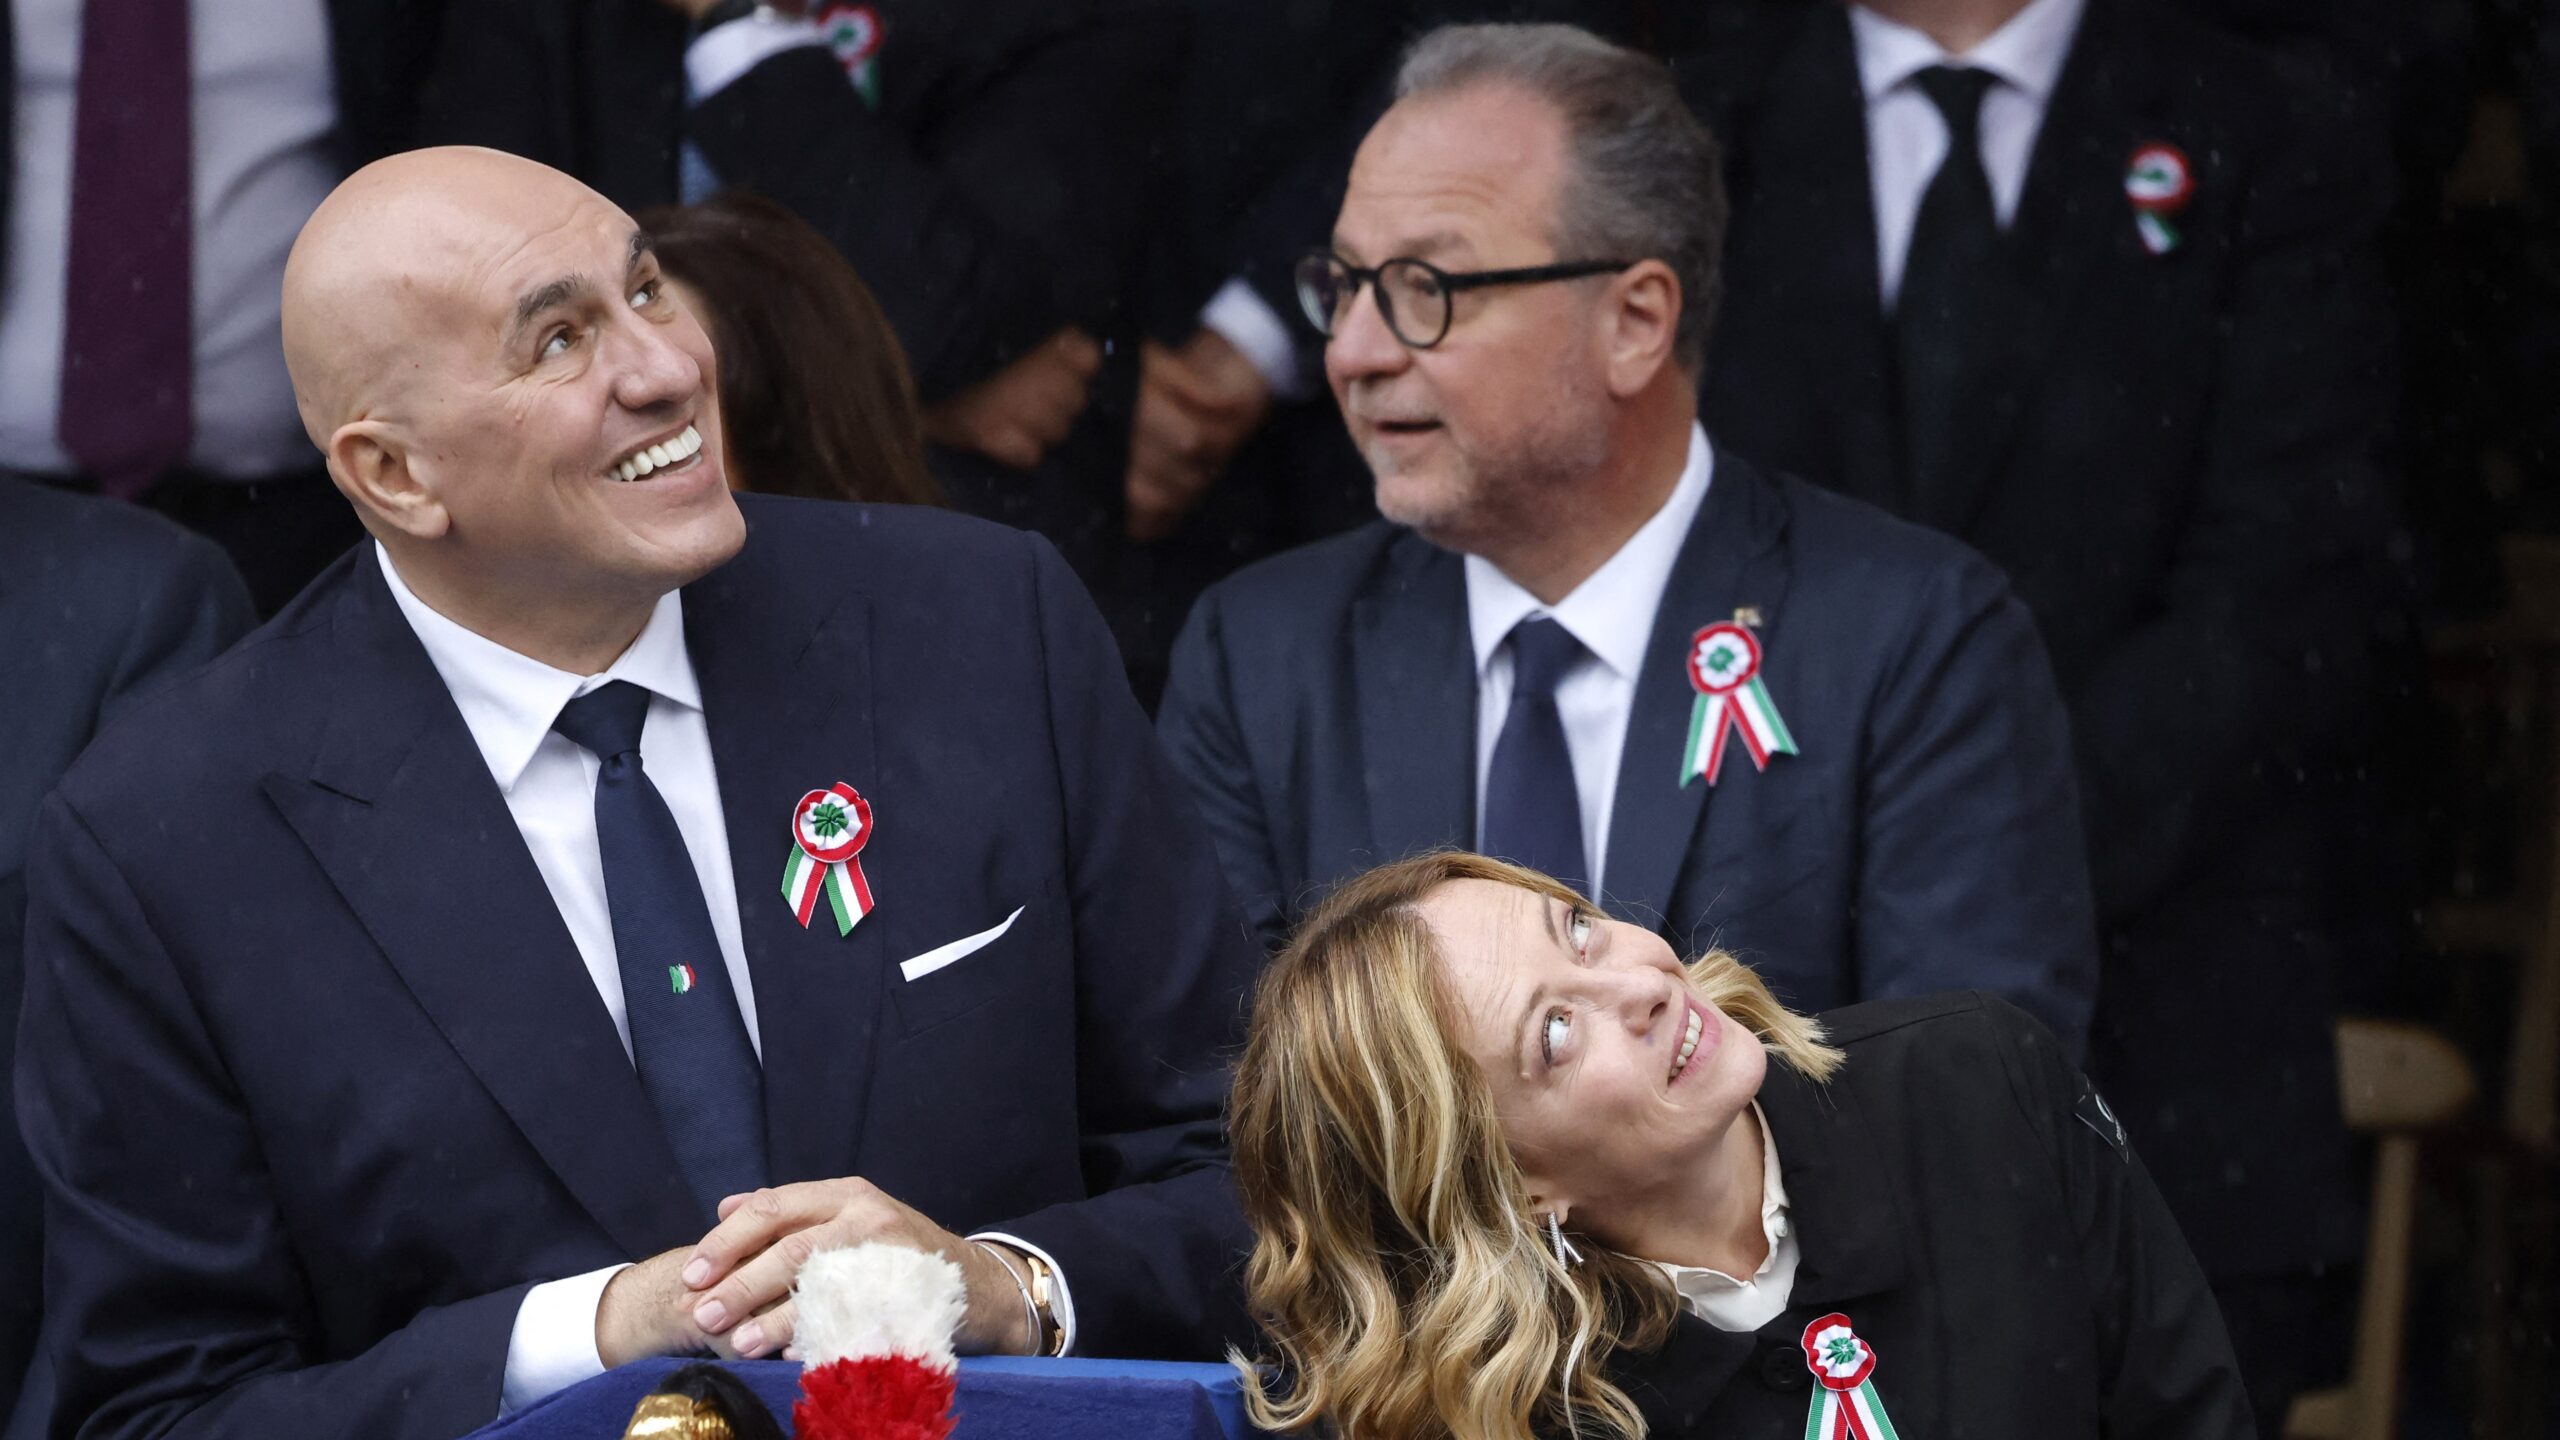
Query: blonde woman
1229,853,2249,1440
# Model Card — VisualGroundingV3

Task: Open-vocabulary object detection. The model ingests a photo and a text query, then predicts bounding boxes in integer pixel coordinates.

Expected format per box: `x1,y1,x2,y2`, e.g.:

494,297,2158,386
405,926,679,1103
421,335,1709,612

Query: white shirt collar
1849,0,2085,107
375,543,703,793
1654,1100,1792,1296
1465,423,1714,682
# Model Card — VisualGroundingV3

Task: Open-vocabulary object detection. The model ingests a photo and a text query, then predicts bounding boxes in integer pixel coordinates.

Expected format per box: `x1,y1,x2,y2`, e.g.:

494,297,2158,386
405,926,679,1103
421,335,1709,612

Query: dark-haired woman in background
638,193,942,508
1230,851,2251,1440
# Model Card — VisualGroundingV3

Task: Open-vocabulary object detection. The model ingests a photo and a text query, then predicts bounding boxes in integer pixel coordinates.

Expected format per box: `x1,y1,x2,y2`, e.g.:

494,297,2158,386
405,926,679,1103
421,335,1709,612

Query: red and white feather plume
790,1244,965,1440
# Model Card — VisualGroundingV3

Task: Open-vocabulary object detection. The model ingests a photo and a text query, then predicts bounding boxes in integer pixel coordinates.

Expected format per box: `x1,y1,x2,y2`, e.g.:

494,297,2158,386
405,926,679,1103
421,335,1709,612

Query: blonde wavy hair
1228,852,1843,1440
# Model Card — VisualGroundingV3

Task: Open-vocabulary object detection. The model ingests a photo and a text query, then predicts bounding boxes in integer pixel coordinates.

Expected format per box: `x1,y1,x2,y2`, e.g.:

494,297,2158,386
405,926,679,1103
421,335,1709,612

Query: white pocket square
897,906,1026,983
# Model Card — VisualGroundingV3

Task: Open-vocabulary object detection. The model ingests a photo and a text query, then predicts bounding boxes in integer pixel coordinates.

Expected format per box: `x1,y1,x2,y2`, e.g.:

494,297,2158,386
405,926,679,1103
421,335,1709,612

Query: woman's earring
1546,1210,1584,1267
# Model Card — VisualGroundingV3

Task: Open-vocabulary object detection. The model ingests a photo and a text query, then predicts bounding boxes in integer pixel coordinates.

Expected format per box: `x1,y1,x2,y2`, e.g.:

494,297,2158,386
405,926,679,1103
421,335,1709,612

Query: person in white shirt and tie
15,147,1261,1440
1695,0,2401,1426
1157,21,2102,1059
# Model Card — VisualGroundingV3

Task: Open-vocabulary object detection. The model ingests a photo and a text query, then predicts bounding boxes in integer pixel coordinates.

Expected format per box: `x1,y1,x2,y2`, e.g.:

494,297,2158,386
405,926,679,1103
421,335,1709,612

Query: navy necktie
1481,617,1590,896
553,681,770,1218
1895,65,2001,518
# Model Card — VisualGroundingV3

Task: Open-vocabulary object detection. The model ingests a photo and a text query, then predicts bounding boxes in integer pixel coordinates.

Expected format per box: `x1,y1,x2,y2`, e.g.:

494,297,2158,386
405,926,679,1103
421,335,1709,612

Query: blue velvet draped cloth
465,1356,1261,1440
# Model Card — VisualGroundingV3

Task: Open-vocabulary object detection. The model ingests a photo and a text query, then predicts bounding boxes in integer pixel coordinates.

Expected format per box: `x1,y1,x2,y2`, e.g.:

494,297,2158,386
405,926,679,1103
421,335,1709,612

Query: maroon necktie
59,0,192,500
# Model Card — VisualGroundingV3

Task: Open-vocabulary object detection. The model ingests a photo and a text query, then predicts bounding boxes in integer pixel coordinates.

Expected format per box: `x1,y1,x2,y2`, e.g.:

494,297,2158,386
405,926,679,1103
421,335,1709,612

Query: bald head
282,147,631,441
278,145,741,666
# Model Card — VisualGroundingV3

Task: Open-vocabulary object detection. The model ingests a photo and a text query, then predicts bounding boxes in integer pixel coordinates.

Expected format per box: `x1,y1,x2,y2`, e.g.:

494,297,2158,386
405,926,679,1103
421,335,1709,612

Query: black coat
1616,993,2251,1438
1685,0,2387,1280
1158,452,2100,1049
416,0,1182,580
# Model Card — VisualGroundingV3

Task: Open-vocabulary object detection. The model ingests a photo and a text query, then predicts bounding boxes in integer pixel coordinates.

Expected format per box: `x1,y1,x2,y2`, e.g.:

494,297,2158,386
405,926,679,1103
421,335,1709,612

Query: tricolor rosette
1798,1314,1902,1439
791,1243,963,1440
782,783,876,937
1679,622,1800,787
2124,143,2195,256
815,3,886,106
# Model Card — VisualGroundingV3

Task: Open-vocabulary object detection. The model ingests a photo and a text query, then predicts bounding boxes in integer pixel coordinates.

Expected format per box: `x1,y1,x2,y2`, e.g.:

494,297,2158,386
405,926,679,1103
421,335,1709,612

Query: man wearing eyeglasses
1157,21,2100,1048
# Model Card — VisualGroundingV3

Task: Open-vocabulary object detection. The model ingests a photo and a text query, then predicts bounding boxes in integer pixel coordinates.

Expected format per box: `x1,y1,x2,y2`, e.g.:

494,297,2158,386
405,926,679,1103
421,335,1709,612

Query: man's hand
678,1179,1037,1360
1124,329,1274,543
596,1247,728,1369
923,328,1104,472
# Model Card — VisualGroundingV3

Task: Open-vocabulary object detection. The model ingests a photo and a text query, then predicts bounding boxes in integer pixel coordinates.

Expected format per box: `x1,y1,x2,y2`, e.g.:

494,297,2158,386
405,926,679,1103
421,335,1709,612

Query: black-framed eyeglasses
1293,250,1638,350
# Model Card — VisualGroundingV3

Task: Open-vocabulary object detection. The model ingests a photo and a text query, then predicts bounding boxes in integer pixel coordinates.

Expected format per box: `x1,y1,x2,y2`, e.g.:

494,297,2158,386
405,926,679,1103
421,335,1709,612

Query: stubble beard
1371,382,1614,562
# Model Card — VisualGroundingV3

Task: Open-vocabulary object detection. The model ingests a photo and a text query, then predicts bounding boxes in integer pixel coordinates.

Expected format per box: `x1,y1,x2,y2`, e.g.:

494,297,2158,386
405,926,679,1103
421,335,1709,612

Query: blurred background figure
0,0,445,615
1682,0,2401,1424
418,0,1181,692
640,192,942,507
0,479,252,1432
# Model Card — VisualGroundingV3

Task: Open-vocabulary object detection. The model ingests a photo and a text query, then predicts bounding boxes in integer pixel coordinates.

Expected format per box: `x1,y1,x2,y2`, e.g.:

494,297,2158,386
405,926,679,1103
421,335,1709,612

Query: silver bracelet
975,1240,1041,1356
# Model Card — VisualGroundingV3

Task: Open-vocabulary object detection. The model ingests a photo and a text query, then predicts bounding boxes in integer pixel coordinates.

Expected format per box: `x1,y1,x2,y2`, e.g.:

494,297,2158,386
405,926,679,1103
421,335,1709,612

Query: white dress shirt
1653,1102,1798,1331
1200,277,1310,399
379,546,763,1410
0,0,340,479
1467,424,1713,901
1850,0,2088,308
684,6,828,100
379,547,1078,1407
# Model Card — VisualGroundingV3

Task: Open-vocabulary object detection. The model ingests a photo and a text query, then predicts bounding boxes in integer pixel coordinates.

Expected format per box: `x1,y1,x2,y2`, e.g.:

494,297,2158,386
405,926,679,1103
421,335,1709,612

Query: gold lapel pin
1733,606,1763,629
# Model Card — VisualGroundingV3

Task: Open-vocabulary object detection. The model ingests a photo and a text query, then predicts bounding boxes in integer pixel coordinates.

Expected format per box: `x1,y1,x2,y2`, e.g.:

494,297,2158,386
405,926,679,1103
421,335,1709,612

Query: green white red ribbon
1800,1315,1902,1440
815,3,885,108
2124,143,2194,256
1680,622,1799,787
782,782,876,937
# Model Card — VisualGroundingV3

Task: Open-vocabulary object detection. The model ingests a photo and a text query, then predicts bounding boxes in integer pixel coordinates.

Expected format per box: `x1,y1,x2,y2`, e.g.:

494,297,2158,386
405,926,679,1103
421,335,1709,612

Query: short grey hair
1393,23,1727,373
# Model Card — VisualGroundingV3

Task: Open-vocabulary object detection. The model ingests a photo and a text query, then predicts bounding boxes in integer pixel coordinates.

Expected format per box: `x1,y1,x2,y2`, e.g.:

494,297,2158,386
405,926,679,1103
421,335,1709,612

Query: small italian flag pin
783,782,877,937
1680,622,1799,787
668,964,698,996
2125,142,2194,256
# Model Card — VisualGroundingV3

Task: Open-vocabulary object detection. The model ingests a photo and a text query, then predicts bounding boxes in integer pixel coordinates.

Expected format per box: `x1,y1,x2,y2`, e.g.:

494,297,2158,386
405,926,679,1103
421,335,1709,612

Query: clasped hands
596,1176,1038,1367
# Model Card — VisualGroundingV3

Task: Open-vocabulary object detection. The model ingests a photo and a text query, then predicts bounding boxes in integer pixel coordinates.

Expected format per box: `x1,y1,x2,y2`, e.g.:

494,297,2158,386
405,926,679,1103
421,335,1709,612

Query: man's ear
1602,259,1682,399
327,420,448,541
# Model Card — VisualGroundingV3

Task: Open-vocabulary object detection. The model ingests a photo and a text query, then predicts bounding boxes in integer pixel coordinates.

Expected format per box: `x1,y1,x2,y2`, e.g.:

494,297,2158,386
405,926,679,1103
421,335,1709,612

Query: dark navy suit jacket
1157,452,2097,1046
0,482,253,1431
15,497,1259,1440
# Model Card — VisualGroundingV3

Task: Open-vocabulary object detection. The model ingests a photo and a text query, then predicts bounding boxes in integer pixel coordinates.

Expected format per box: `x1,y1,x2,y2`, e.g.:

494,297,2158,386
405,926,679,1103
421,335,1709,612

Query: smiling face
404,184,741,602
287,151,745,637
1418,877,1764,1229
1325,83,1616,555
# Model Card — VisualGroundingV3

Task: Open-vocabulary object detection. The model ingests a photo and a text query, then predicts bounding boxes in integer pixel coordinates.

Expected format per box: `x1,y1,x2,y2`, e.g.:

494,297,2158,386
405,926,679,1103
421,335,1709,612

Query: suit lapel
1351,537,1475,868
264,558,699,1259
1600,456,1792,931
1756,1061,1911,1311
1930,0,2157,534
1717,9,1901,510
684,545,883,1188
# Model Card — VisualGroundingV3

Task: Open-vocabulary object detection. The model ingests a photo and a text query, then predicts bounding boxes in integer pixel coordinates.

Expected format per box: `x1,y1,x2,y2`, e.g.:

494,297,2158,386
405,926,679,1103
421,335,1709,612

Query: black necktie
1481,617,1590,896
552,681,770,1218
1894,65,2001,518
